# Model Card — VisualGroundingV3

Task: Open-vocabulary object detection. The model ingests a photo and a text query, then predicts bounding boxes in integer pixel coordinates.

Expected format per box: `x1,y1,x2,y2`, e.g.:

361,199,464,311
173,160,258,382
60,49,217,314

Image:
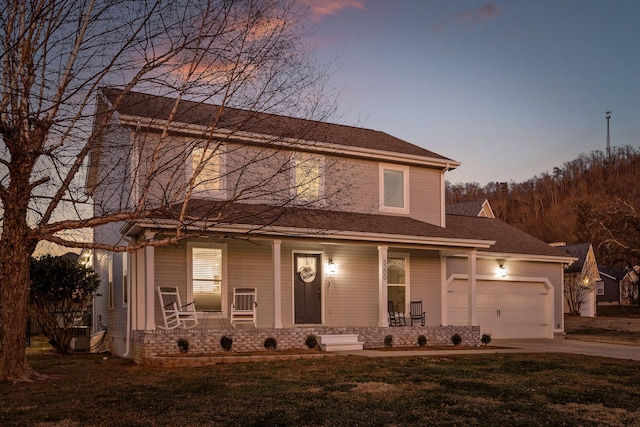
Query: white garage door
447,279,552,339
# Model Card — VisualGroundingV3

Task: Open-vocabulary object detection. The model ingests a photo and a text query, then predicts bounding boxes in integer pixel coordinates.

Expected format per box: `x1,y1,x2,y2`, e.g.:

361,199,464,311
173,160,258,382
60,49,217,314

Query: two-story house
86,88,573,362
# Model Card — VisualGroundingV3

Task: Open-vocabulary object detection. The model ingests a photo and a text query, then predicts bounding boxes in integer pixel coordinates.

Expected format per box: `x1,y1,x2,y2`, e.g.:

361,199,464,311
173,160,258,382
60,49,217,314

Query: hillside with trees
446,146,640,268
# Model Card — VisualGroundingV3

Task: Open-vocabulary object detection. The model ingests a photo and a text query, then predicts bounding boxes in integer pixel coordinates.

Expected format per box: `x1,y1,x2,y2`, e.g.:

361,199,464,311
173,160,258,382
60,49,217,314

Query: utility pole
606,110,612,160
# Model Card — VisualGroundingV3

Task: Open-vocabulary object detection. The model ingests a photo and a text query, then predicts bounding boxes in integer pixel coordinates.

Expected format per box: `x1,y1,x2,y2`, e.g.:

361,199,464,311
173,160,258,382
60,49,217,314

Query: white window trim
187,242,228,316
387,253,410,313
379,163,410,214
596,280,605,296
290,153,325,206
186,143,226,198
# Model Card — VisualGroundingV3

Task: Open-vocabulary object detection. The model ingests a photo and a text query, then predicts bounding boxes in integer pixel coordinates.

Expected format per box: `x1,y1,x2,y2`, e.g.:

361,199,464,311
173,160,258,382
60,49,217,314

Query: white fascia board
127,219,493,249
462,251,578,264
118,114,460,170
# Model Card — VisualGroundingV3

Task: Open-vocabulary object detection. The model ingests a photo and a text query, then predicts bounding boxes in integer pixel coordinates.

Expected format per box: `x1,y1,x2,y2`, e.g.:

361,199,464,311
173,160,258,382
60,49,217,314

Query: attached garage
447,278,553,339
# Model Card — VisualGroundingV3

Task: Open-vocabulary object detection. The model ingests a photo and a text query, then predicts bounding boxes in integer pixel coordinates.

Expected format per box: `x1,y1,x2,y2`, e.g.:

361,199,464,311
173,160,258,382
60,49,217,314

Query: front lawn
2,338,639,426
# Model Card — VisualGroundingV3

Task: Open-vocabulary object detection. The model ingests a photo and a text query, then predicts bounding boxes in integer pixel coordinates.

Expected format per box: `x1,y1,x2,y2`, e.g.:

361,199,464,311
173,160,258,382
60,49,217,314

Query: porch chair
410,300,425,326
157,286,199,330
230,287,257,328
388,300,406,326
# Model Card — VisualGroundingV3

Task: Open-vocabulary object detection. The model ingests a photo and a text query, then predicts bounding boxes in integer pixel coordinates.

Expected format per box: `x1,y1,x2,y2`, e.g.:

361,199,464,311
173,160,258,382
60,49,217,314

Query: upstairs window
293,154,323,204
190,146,223,195
380,163,409,213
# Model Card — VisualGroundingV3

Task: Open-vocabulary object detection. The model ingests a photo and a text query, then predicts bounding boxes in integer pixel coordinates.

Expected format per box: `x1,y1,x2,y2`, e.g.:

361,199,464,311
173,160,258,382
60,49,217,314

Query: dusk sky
304,0,640,185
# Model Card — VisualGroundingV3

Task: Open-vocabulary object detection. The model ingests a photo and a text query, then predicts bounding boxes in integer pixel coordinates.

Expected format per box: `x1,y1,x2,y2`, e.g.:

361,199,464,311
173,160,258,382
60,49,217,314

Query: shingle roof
157,200,473,241
445,215,573,258
598,265,627,280
559,243,592,273
141,200,572,259
100,88,454,161
446,200,486,217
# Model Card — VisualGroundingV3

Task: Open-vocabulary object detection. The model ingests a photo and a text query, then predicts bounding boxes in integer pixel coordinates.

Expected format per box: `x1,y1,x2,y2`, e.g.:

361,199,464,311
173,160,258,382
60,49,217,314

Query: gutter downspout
122,237,133,358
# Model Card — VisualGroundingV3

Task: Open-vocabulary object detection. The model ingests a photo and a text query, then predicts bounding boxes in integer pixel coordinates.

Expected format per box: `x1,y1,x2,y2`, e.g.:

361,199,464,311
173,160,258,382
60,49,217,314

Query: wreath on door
299,266,316,283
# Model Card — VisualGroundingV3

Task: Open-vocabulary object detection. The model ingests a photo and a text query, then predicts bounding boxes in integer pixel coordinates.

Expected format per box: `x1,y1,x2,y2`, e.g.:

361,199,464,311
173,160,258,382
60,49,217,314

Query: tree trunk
0,191,39,382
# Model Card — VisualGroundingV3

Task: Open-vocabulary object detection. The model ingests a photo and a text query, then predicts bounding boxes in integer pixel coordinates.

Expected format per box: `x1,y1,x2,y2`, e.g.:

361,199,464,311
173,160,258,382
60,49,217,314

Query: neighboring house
597,266,625,305
446,199,495,218
86,88,574,361
553,243,600,317
620,266,640,305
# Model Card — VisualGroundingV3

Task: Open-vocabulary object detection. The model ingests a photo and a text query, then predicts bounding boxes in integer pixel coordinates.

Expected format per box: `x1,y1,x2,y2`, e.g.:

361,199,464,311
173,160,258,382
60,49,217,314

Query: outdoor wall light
498,264,507,278
328,258,337,275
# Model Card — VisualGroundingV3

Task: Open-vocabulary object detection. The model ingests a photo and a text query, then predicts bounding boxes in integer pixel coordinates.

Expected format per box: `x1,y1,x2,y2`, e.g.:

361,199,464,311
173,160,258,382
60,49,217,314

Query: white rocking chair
157,286,198,330
230,287,257,327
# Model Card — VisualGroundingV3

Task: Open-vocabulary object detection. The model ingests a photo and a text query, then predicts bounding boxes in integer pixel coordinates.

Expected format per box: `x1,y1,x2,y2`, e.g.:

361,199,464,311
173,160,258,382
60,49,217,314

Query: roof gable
446,199,494,218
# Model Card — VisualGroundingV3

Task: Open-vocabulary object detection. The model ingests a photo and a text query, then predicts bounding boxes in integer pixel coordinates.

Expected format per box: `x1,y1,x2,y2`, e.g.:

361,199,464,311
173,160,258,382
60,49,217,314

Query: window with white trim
292,153,324,204
380,163,409,213
596,280,605,296
189,245,225,312
387,255,409,314
189,146,224,195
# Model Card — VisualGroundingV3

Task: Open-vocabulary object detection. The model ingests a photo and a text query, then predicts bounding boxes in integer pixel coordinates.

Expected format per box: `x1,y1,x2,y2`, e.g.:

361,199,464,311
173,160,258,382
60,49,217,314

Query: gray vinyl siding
406,250,442,326
409,166,442,225
226,241,274,328
322,245,379,327
131,129,444,222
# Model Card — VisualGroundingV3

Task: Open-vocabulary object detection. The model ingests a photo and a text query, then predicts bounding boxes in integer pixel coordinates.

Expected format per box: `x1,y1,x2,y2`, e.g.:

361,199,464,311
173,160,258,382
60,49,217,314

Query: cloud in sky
304,0,367,21
432,3,500,31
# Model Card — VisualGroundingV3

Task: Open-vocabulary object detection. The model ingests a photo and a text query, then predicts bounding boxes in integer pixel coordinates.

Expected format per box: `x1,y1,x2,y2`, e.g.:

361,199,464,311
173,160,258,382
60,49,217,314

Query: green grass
2,338,640,426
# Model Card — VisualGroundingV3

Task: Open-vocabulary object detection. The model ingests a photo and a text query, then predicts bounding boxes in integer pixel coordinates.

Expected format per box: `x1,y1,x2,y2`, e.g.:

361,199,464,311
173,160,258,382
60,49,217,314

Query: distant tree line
446,146,640,268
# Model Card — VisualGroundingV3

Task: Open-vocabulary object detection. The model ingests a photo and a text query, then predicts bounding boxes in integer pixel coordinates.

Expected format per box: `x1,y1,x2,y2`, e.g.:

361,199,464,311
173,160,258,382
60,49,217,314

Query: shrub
384,335,393,348
451,333,462,346
177,338,189,353
417,334,427,347
220,335,233,351
481,333,492,346
29,254,101,354
305,334,318,349
264,337,277,351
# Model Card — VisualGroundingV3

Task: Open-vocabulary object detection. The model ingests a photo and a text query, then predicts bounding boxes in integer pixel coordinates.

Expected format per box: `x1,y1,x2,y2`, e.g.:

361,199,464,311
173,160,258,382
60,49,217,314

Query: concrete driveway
340,337,640,361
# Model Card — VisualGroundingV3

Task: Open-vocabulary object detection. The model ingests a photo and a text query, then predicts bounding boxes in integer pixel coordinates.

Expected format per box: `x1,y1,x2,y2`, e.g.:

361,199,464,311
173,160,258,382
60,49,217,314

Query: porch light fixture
498,264,507,278
328,258,337,275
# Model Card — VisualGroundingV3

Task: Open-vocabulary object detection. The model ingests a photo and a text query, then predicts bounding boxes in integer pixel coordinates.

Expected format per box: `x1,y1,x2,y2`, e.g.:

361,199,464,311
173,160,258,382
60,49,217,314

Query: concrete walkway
339,337,640,361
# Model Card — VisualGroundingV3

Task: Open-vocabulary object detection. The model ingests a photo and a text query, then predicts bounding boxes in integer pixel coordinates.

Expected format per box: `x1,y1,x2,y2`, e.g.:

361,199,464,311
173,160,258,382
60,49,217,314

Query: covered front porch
122,231,489,361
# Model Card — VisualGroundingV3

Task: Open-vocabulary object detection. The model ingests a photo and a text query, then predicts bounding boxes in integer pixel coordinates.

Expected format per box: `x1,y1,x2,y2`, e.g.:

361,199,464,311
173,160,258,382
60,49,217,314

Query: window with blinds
380,163,409,214
294,155,322,203
191,247,223,311
192,147,221,192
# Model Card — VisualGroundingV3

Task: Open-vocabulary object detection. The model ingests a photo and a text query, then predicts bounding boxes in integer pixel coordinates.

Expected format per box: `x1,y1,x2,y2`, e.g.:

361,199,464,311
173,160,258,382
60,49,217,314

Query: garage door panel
447,279,552,339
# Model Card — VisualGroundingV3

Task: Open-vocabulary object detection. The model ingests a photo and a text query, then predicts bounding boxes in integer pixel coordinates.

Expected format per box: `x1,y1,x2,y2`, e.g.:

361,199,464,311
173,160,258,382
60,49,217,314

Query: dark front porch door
294,253,322,324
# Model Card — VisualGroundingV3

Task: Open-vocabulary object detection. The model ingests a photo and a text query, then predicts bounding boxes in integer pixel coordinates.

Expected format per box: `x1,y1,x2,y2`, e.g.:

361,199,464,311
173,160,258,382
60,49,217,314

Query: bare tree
0,0,334,382
564,273,595,316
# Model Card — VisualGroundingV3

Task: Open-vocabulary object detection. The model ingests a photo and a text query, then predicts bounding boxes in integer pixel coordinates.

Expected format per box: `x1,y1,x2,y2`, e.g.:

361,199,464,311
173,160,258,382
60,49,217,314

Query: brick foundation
132,325,481,365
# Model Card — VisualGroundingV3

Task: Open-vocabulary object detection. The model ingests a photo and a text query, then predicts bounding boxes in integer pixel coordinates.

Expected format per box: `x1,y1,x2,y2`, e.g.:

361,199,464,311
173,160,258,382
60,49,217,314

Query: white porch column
378,245,388,327
440,255,448,326
144,232,155,330
468,249,477,326
273,239,282,329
